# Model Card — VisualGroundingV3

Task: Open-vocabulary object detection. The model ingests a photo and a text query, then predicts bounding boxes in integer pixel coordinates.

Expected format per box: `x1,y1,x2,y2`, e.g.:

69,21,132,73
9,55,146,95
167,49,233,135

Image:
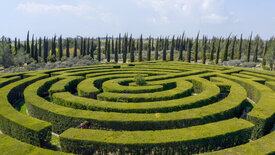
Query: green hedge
60,118,254,154
52,77,220,113
0,74,52,146
98,80,193,102
48,76,84,98
26,76,246,133
204,128,275,155
0,134,68,155
218,73,275,139
266,81,275,91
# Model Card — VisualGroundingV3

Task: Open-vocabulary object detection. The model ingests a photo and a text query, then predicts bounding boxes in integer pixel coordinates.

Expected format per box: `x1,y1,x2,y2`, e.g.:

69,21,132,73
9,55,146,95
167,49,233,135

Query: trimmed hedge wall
52,77,220,113
0,74,52,146
60,118,254,154
0,134,68,155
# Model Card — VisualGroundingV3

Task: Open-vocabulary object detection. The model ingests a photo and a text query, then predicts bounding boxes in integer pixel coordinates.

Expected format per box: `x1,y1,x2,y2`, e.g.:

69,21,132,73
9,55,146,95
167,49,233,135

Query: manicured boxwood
48,76,84,98
59,118,254,154
0,134,68,155
265,81,275,91
218,73,275,139
97,80,193,102
0,74,52,146
52,77,220,113
25,76,246,133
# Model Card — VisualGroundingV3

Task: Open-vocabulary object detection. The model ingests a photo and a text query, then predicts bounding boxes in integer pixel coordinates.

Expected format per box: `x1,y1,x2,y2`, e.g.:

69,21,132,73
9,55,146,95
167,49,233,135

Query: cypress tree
43,37,48,62
26,31,30,54
186,39,192,63
107,38,110,62
97,37,101,61
210,38,215,61
111,36,114,54
38,37,42,57
74,38,77,57
18,38,21,50
222,34,231,62
90,38,94,59
105,35,108,55
202,36,207,64
139,34,143,62
147,36,151,61
163,38,167,61
58,35,63,60
215,37,222,64
52,35,56,56
178,35,184,61
194,32,199,62
66,38,70,58
14,37,17,54
231,36,237,59
253,40,259,62
130,35,134,62
34,39,38,62
31,35,34,58
122,34,128,63
118,34,121,54
87,38,90,55
115,39,118,63
262,41,268,66
238,34,243,59
246,33,253,62
83,38,86,56
155,38,159,60
80,37,83,56
170,36,175,61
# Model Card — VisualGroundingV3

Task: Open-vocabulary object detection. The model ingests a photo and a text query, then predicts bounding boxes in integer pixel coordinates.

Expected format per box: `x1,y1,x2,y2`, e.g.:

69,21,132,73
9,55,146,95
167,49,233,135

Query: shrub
135,74,146,86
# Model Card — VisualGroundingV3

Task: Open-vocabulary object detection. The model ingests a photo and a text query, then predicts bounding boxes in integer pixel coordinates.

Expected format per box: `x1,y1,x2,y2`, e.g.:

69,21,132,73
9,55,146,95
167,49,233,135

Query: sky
1,0,275,40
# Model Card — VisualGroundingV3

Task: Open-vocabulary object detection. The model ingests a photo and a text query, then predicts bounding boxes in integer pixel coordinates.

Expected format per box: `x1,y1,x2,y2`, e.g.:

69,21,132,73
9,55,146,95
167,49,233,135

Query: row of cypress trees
13,31,266,64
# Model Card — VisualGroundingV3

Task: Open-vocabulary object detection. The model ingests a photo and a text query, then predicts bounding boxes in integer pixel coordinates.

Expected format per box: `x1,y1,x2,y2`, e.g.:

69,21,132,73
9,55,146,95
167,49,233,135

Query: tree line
1,31,275,70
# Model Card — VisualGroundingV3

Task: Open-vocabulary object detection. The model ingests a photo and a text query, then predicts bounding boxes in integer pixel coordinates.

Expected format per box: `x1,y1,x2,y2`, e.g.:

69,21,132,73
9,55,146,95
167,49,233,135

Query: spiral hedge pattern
0,61,274,154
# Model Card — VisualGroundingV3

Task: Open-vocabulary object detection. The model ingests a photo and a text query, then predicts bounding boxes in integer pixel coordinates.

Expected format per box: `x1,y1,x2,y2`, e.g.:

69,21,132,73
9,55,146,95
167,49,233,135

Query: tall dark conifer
66,38,70,58
253,40,259,62
155,38,159,60
74,38,77,57
246,33,253,62
26,31,30,54
43,37,48,62
231,36,237,60
238,34,243,59
179,35,184,61
118,34,121,54
38,37,42,57
34,39,38,62
111,36,114,54
97,37,101,61
186,39,192,63
18,38,21,50
58,35,63,60
14,37,18,54
202,36,207,64
193,32,199,62
210,38,215,61
163,38,167,61
107,39,110,62
222,34,231,62
130,35,134,62
87,38,90,55
52,35,56,56
170,36,175,61
215,37,222,64
90,38,94,59
262,41,268,66
115,39,118,63
122,34,128,63
139,34,143,62
83,38,86,56
147,36,151,61
31,35,34,58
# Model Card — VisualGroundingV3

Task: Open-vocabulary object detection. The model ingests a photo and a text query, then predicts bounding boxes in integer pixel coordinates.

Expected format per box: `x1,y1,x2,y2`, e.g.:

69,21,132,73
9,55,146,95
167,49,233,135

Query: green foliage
135,74,146,86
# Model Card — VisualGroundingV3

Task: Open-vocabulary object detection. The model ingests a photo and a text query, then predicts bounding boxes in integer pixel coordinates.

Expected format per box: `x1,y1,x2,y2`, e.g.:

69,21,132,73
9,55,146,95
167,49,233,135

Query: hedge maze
0,61,274,154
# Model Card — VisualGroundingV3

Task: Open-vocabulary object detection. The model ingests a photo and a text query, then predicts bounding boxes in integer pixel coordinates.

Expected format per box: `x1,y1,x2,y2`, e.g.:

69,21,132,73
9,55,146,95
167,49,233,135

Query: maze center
0,61,274,154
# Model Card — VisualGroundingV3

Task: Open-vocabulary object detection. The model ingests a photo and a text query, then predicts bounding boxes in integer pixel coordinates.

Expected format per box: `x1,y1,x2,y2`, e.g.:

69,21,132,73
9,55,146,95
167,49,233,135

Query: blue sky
1,0,275,40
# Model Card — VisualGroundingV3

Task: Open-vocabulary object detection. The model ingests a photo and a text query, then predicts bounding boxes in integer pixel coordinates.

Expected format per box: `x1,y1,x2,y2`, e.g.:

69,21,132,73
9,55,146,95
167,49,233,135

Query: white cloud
16,2,90,16
135,0,229,24
16,2,117,23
